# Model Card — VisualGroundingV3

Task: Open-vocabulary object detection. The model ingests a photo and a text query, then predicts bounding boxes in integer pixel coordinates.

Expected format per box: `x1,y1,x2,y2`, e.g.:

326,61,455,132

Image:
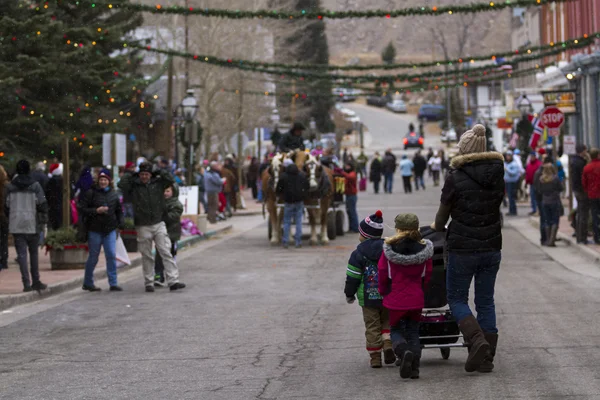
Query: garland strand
84,0,572,19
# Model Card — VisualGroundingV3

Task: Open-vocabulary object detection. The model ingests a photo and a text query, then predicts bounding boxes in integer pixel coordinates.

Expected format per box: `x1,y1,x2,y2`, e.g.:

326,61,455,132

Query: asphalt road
2,167,600,399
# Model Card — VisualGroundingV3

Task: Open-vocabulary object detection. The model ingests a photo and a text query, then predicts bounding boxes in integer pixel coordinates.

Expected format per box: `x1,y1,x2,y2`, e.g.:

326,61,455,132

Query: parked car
441,127,457,142
332,88,358,102
418,104,446,122
366,94,392,107
386,99,407,113
403,132,424,150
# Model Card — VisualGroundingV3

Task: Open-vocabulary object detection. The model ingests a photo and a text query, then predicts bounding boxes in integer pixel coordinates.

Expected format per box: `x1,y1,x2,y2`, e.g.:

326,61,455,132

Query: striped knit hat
359,210,384,239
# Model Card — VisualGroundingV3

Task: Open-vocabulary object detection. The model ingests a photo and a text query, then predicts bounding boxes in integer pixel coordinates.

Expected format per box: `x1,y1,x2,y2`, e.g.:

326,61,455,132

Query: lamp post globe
181,89,199,122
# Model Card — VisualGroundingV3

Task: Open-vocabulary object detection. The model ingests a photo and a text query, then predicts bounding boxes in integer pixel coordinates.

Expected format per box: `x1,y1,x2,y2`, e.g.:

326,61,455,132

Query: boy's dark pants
155,241,177,280
362,306,392,354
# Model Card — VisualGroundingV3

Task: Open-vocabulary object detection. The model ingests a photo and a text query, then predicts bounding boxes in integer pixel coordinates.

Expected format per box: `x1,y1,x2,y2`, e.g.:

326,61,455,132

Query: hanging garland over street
83,0,573,19
130,41,590,84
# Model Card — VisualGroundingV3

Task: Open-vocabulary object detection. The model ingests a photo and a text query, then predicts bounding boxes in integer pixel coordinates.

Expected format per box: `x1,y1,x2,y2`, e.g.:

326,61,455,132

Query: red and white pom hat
359,210,384,239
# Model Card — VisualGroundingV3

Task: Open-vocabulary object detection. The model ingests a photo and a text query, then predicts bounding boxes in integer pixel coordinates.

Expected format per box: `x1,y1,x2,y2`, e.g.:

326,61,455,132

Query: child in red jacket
378,213,433,380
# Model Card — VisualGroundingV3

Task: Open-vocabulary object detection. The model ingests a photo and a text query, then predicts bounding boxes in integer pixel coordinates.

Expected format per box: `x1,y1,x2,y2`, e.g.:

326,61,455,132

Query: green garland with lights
84,0,573,19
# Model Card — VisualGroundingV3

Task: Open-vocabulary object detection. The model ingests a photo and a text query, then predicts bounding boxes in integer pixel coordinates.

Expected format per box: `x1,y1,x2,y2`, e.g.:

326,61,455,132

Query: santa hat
359,210,384,239
49,163,63,176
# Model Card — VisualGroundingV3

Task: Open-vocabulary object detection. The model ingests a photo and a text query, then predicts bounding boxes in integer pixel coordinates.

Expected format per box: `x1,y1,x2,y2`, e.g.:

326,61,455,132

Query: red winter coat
378,239,433,311
525,159,542,185
582,159,600,199
339,170,358,195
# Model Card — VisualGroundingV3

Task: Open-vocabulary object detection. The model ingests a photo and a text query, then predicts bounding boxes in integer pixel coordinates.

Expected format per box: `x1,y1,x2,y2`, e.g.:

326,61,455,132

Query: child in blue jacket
345,210,395,368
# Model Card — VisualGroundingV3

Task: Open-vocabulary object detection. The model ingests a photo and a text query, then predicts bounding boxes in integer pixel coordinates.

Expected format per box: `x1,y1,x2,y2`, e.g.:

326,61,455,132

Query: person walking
154,184,183,287
0,165,9,272
504,152,521,216
247,157,259,200
222,158,237,217
344,210,395,368
399,155,414,194
45,163,64,230
525,152,542,215
382,149,397,194
413,150,427,191
337,162,359,233
205,162,223,224
118,162,186,292
533,156,556,245
432,124,504,373
5,160,48,292
78,170,124,292
428,151,442,186
582,148,600,244
195,165,208,215
378,213,433,379
570,145,590,244
276,159,309,248
369,152,383,194
535,164,564,247
31,162,49,192
75,165,94,198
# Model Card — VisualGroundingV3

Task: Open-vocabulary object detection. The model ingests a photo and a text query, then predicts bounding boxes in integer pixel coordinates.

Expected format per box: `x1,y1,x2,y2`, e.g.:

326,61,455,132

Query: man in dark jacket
570,144,589,244
118,162,186,292
5,160,48,292
31,162,49,192
432,124,504,374
276,160,309,248
413,150,427,191
369,152,383,194
278,122,306,153
271,127,282,150
382,149,397,194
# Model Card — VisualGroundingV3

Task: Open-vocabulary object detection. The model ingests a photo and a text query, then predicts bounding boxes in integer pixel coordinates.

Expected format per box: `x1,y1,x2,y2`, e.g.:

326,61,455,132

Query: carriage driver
278,122,306,153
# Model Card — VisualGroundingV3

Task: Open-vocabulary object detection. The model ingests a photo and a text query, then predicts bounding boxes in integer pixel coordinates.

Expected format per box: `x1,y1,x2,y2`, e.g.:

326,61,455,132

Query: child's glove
346,296,355,304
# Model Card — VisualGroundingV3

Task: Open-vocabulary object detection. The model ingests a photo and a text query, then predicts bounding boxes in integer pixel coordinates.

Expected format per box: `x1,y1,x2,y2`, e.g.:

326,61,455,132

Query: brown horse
262,153,287,244
294,151,335,245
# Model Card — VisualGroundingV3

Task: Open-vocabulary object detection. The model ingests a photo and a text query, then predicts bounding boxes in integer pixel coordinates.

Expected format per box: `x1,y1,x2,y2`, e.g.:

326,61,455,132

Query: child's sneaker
369,352,382,368
154,274,166,288
383,347,396,365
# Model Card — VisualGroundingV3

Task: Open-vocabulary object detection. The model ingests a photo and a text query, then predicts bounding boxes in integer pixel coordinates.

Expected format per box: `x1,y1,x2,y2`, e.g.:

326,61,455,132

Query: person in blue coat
504,152,521,216
399,155,414,194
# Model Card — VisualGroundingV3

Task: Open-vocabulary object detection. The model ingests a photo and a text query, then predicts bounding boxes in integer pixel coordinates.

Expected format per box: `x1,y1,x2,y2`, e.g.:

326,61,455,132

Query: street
2,106,600,400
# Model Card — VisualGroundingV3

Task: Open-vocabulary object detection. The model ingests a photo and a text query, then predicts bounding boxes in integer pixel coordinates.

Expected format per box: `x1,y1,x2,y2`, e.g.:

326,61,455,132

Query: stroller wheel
440,348,451,360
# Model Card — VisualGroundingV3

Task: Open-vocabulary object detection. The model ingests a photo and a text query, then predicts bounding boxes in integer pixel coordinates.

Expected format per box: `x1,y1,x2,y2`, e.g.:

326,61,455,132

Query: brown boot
369,351,382,368
458,315,490,372
478,333,498,373
383,340,396,365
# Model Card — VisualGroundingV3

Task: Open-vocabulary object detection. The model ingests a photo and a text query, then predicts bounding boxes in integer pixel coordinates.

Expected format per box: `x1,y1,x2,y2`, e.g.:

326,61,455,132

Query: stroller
417,226,467,360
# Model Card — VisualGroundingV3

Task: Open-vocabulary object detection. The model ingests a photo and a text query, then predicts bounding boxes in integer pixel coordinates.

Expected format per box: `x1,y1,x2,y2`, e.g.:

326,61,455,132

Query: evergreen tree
381,41,396,64
0,0,147,163
272,0,334,132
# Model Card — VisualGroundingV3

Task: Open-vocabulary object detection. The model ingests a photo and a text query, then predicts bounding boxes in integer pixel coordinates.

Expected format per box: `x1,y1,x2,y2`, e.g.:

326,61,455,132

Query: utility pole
291,79,296,121
237,77,244,199
61,137,71,228
166,57,175,162
445,65,452,149
184,0,190,91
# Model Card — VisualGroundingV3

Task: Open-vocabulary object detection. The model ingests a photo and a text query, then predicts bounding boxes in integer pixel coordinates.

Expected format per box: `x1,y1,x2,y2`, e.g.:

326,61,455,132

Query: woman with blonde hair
0,165,8,271
378,213,433,379
535,163,563,246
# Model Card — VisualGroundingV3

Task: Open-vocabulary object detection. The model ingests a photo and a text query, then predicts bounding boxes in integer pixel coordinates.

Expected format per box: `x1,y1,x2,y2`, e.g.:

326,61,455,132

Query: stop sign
540,106,565,129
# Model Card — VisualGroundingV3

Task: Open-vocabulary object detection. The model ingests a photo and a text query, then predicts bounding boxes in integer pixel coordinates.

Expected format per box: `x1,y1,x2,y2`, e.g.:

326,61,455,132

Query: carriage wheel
327,211,337,240
440,348,450,360
336,210,345,236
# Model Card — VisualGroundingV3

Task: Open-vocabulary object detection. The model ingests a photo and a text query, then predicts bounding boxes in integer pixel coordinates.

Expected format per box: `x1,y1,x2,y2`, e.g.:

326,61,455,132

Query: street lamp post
309,117,317,143
179,89,199,186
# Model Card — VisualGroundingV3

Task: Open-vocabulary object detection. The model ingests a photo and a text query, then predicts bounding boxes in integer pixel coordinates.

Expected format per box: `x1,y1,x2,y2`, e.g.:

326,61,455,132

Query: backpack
363,257,383,301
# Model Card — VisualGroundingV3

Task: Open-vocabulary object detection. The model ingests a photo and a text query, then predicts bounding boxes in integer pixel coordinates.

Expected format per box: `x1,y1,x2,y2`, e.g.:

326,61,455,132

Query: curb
231,210,263,217
0,224,233,312
528,217,600,263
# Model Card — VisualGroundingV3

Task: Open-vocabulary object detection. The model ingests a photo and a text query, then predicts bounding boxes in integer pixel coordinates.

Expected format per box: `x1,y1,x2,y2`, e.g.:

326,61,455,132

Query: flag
528,115,544,150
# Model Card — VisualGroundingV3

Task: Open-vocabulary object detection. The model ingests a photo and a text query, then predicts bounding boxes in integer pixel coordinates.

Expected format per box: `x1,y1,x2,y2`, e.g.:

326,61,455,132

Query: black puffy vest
446,155,505,253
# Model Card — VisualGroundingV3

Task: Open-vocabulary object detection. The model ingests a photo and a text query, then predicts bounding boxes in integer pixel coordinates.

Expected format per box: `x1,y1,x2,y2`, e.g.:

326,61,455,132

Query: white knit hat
457,124,487,155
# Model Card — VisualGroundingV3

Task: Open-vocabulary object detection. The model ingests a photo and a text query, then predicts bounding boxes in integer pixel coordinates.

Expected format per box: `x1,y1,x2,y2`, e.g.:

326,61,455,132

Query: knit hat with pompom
359,210,384,239
457,124,487,155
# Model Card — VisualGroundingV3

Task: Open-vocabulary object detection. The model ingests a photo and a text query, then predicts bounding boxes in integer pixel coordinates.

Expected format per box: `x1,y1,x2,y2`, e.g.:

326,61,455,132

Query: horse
262,152,287,244
292,150,335,245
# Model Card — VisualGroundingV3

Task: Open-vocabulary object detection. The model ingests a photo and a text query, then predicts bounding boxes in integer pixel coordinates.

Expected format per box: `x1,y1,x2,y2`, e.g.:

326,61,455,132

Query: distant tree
381,41,397,64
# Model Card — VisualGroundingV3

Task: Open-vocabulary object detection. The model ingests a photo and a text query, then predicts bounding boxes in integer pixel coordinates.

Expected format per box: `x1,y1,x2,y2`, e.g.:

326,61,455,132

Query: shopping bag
359,178,367,192
115,234,131,268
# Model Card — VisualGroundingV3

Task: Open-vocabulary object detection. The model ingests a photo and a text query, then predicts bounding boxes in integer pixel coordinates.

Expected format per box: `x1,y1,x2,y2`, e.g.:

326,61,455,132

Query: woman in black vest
432,124,505,374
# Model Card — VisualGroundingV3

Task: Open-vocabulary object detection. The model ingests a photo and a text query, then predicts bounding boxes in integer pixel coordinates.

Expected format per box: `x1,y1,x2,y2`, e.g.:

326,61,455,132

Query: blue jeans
84,230,117,287
391,318,421,357
538,200,546,243
384,172,394,193
283,202,303,245
542,203,560,226
415,174,425,190
530,185,537,213
346,195,359,232
505,182,517,214
447,251,501,333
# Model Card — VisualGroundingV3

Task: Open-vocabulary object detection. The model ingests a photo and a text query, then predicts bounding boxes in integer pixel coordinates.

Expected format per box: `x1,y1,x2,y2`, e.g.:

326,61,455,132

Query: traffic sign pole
540,106,565,158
